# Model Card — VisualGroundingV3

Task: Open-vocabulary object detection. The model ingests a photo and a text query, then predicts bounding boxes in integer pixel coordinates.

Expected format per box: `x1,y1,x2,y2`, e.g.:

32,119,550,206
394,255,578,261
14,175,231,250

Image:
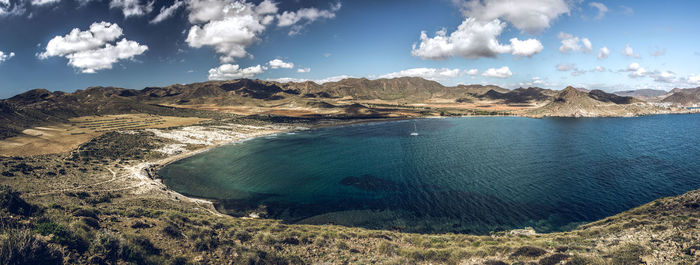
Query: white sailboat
410,122,419,136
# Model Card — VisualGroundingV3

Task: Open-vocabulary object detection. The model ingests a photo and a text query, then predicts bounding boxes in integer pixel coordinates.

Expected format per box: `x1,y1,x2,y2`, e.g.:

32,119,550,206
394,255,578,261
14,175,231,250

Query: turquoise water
159,115,700,234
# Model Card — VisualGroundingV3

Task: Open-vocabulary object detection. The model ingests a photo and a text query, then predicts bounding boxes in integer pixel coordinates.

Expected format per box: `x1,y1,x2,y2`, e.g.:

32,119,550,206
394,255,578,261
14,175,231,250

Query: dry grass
0,114,206,156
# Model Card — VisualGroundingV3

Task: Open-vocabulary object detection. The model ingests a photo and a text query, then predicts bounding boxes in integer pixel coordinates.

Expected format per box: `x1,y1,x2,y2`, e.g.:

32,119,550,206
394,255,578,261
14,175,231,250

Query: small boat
410,122,419,136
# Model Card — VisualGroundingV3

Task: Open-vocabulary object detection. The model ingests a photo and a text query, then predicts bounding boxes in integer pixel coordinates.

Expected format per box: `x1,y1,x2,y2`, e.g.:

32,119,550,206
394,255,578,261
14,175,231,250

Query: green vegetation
1,118,698,264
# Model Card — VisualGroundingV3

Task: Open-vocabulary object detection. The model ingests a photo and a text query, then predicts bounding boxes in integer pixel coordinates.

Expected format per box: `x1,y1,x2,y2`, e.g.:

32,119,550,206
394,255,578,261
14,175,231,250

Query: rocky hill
478,87,555,104
527,86,646,117
661,87,700,105
614,89,668,101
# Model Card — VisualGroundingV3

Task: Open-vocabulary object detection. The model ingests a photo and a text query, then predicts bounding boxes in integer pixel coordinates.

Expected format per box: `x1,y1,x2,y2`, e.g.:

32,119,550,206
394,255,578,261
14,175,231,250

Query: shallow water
159,114,700,234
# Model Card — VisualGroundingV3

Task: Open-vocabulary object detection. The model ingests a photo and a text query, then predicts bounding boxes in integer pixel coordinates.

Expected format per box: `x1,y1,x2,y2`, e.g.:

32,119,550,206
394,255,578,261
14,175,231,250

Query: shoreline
142,114,700,236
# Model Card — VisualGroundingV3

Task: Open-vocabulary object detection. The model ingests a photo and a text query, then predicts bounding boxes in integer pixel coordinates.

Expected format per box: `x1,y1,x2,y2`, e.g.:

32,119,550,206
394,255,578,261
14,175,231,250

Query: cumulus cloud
466,68,479,76
31,0,60,6
110,0,154,17
456,0,570,34
38,22,148,73
597,46,610,59
277,2,341,35
411,18,543,60
150,0,184,24
558,32,591,54
186,1,269,63
297,67,310,73
413,0,569,60
622,44,640,58
0,0,25,16
581,38,592,53
268,58,294,69
186,0,338,63
0,50,15,63
620,62,674,83
378,67,463,81
481,66,512,78
208,64,266,80
589,2,608,19
509,38,543,57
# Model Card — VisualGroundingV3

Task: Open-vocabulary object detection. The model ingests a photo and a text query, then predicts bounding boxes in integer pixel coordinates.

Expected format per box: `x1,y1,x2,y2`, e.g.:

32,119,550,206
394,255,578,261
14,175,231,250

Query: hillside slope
527,87,647,117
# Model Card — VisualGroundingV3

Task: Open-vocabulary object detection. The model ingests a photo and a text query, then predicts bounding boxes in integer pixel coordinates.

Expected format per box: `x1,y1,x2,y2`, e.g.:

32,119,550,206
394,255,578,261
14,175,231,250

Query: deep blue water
159,115,700,234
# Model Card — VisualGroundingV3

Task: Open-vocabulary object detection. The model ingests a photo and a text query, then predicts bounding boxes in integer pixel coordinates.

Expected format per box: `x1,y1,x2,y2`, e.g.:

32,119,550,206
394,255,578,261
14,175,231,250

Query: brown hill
661,87,700,105
479,87,554,104
614,89,667,100
527,87,647,117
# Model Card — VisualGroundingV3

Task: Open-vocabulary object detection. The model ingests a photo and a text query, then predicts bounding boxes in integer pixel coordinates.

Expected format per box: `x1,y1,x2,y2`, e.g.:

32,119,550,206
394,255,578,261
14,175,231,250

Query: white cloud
509,38,543,57
0,0,25,17
268,58,294,69
622,44,640,58
185,0,337,63
186,1,268,63
297,67,310,73
556,63,575,71
0,51,15,63
31,0,60,6
581,38,592,53
64,39,149,73
411,18,543,60
456,0,570,34
109,0,154,17
378,67,463,81
589,2,608,19
267,75,353,84
315,75,352,84
621,62,649,79
277,2,341,35
39,22,124,58
651,71,676,83
466,68,479,76
597,46,610,59
38,22,148,73
208,64,266,80
481,66,512,78
592,66,605,72
558,32,591,54
150,0,184,24
689,74,700,85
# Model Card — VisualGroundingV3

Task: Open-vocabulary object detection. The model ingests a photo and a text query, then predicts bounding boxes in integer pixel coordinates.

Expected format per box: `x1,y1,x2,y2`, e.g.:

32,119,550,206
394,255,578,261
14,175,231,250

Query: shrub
129,235,161,256
377,241,396,256
0,228,62,265
82,217,100,229
0,185,34,216
609,244,647,265
511,246,547,257
235,231,252,243
539,253,570,265
162,223,182,238
34,220,89,252
72,208,99,219
90,231,125,263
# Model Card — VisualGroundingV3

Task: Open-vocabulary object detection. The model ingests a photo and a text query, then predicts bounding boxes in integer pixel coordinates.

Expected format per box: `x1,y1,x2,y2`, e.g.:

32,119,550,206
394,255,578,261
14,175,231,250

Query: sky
1,0,700,98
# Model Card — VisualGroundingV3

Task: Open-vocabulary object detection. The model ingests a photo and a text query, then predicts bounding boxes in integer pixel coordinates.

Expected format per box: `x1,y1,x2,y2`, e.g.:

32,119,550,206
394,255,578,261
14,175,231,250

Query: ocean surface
159,114,700,234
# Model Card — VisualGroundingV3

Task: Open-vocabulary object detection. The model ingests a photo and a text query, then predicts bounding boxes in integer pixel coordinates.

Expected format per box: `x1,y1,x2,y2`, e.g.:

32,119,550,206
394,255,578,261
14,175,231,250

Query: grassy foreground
1,116,698,265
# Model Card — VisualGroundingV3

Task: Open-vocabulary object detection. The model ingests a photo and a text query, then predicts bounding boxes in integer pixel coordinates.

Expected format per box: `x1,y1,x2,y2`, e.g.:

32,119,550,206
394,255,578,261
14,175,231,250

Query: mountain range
1,77,697,139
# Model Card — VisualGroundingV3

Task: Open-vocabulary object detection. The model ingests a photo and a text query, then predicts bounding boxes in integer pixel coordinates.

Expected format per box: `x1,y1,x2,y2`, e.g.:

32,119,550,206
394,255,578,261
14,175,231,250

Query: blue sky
1,0,699,98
